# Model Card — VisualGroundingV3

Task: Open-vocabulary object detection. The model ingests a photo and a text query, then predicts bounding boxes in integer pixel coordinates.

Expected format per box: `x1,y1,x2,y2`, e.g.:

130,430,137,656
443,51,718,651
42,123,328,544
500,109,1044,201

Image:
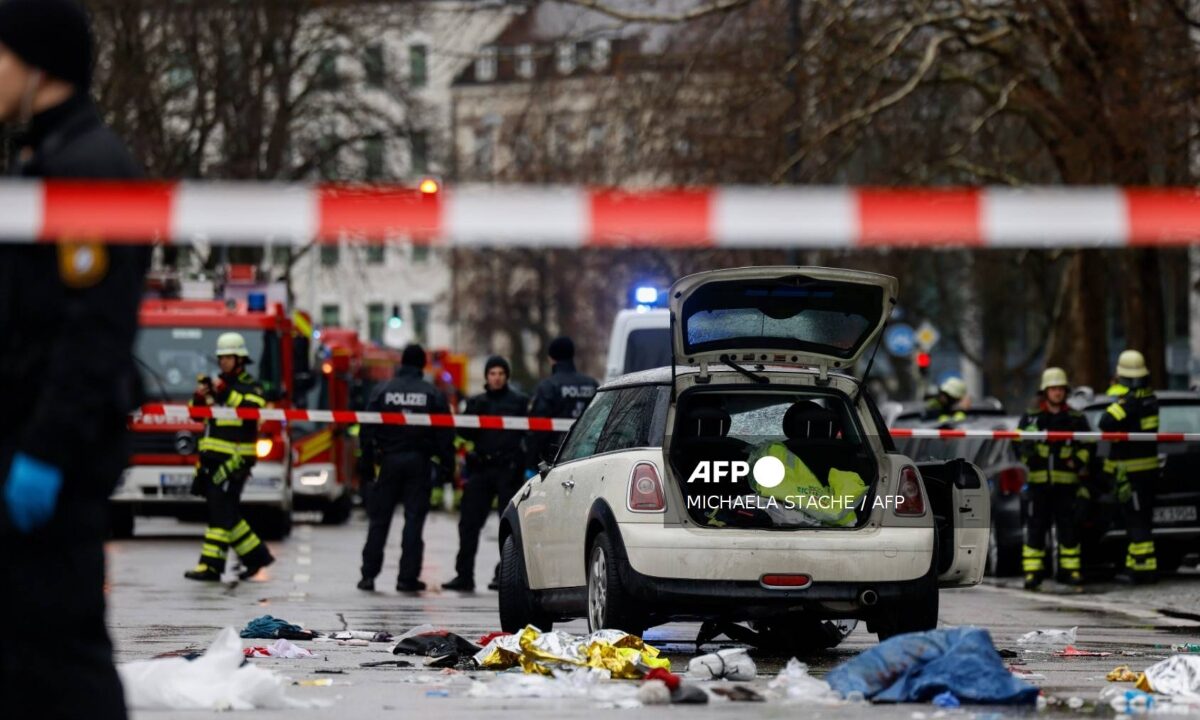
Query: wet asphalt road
106,509,1200,718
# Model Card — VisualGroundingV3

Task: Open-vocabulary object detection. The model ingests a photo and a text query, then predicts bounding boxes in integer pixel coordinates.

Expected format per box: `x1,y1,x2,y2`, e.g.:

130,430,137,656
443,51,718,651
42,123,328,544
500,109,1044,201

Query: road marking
297,556,312,566
289,591,308,601
299,544,312,554
293,573,310,583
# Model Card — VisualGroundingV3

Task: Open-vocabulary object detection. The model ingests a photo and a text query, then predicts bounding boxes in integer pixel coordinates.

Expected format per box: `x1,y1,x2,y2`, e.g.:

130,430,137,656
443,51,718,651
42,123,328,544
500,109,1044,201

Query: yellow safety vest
748,442,867,527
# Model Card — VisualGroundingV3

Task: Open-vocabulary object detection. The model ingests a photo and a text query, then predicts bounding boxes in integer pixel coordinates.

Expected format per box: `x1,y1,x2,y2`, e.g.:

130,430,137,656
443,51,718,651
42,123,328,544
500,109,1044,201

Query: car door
531,389,617,588
917,459,991,587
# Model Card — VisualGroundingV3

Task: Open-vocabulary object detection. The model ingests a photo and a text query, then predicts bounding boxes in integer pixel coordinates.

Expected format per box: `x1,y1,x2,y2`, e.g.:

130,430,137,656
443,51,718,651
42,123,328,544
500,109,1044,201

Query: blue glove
4,453,64,533
525,468,537,481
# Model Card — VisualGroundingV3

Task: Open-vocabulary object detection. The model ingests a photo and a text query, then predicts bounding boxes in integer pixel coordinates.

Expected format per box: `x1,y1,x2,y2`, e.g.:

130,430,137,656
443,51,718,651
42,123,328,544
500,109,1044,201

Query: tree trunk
1121,249,1168,381
1046,251,1109,389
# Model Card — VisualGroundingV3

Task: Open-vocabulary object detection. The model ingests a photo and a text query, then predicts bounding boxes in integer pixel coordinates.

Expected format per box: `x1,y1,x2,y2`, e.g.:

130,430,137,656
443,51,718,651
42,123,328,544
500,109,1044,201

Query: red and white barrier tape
137,404,575,432
137,405,1196,441
5,181,1200,247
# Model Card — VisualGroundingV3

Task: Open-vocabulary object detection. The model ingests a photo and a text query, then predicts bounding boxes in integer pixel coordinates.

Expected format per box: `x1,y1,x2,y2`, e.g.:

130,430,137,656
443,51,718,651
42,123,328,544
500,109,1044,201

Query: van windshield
623,327,672,374
669,389,877,529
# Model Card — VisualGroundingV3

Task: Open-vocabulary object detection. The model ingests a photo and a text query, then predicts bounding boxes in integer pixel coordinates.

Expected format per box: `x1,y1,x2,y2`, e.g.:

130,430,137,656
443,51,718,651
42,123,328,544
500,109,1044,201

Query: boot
442,576,475,592
396,579,427,593
357,577,375,591
184,565,221,582
238,553,275,581
1023,572,1044,591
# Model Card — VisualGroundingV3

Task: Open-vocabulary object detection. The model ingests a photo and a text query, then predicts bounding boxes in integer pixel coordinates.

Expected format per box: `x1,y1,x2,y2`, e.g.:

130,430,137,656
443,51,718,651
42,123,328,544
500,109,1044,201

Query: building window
410,131,428,174
409,43,427,87
411,303,431,344
592,38,611,70
271,245,291,266
412,245,429,263
364,135,385,180
556,42,575,74
473,125,494,177
320,303,341,328
364,44,385,88
320,244,339,267
476,46,497,82
516,44,534,79
316,51,339,91
576,42,591,69
367,303,385,343
365,243,385,265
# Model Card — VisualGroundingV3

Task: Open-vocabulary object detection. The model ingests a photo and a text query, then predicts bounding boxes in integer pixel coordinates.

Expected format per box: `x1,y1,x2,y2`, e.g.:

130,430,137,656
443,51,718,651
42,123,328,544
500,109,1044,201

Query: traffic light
388,304,403,329
916,351,931,375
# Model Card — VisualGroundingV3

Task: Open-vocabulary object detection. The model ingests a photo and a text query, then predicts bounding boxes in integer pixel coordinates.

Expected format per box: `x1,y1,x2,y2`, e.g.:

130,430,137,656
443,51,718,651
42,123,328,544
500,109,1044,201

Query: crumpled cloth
1139,655,1200,700
243,639,314,659
826,627,1039,705
240,615,317,641
474,625,670,678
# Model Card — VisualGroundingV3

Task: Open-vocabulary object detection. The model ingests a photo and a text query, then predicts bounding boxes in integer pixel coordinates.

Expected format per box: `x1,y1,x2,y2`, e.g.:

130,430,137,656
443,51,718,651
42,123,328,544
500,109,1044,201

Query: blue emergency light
634,286,659,305
247,292,267,312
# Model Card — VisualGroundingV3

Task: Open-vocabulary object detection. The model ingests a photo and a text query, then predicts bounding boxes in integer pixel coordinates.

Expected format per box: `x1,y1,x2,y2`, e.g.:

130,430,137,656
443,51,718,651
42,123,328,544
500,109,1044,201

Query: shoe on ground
1057,570,1083,586
184,566,221,582
487,577,500,591
442,576,475,592
357,577,375,591
238,555,275,581
1023,573,1043,591
1113,571,1157,585
396,579,427,593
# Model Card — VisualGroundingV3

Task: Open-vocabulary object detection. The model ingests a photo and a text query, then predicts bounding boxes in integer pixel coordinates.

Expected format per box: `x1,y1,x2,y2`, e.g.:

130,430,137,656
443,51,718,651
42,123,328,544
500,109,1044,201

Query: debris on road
119,628,322,710
709,685,765,702
1016,627,1077,651
391,627,482,667
473,626,670,678
464,667,641,706
1138,655,1200,698
766,658,842,704
643,667,707,704
1107,666,1142,683
1171,644,1200,654
825,627,1039,705
330,630,393,643
687,648,756,681
1055,645,1112,658
932,691,960,708
359,660,413,668
240,615,319,641
243,639,315,659
295,678,333,687
1100,686,1156,713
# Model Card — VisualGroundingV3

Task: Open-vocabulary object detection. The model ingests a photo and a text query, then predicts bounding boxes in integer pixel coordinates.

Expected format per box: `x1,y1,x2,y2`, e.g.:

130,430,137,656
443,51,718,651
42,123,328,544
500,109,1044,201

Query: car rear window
623,328,672,374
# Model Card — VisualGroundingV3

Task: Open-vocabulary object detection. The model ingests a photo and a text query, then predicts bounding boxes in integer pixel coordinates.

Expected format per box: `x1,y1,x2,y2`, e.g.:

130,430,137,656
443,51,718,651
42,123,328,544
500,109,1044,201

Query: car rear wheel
987,525,1021,577
587,533,644,635
499,534,552,633
872,583,938,641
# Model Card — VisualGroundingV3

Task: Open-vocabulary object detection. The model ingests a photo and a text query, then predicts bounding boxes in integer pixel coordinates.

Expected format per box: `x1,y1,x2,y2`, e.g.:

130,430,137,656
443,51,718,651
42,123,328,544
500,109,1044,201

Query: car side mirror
538,460,551,479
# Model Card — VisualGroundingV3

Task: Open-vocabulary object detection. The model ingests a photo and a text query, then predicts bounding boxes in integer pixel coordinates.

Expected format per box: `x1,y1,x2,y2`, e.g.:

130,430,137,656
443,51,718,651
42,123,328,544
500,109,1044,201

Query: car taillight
627,462,665,512
760,574,812,589
895,466,926,516
997,466,1026,496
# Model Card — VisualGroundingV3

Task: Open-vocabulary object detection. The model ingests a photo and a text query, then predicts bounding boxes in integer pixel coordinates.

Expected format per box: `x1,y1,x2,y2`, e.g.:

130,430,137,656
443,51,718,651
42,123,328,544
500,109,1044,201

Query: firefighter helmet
1040,367,1069,391
1116,349,1148,379
939,377,967,400
216,332,250,358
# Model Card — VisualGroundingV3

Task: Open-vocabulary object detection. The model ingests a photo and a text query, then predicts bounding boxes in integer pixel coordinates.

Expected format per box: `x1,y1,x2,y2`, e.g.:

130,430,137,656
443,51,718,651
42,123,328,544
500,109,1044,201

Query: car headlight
299,470,330,487
256,438,274,458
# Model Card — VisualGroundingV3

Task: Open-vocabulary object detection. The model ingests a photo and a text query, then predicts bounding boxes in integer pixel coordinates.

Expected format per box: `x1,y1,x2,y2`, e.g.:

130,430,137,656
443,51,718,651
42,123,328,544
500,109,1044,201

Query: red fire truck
112,294,296,539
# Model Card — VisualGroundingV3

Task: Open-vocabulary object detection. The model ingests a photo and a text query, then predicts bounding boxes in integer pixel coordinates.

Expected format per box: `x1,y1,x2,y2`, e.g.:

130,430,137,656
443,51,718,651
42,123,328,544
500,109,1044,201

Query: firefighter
923,377,968,423
1018,367,1091,590
526,336,599,469
0,1,147,716
1098,350,1160,584
358,344,454,593
184,333,275,582
444,356,528,592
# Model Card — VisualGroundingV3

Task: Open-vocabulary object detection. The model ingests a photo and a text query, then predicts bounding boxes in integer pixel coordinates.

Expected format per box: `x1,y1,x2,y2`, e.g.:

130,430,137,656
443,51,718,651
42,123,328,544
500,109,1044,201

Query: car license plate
160,473,192,496
1153,505,1198,524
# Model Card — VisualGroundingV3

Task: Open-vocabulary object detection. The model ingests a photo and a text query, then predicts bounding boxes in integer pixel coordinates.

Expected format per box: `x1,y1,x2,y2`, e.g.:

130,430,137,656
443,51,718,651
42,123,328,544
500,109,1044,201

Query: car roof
598,364,861,391
1082,390,1200,410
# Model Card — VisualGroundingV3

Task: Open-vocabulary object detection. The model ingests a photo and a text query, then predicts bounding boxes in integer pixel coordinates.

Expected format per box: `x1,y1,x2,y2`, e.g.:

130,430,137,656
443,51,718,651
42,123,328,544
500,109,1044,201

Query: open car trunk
666,386,880,530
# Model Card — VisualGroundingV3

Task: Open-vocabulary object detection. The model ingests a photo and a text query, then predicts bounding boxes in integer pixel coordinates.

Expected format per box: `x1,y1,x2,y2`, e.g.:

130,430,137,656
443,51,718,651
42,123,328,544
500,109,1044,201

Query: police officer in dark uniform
358,344,454,592
0,2,147,717
526,336,599,469
444,356,528,592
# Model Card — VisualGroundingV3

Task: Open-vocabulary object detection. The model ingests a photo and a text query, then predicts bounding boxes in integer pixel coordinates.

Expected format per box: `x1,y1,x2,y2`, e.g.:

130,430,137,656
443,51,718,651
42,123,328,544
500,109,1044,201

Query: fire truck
112,291,297,539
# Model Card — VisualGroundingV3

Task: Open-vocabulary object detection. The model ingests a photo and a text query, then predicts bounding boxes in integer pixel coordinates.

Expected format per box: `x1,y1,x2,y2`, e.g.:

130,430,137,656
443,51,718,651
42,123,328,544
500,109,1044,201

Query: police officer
527,336,599,469
923,377,968,423
1098,350,1160,584
358,344,454,592
444,356,528,592
0,2,147,716
184,333,275,582
1018,368,1091,590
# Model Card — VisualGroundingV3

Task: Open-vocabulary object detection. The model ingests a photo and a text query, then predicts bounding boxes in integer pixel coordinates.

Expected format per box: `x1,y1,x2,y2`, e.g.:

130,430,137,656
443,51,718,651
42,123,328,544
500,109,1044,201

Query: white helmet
939,377,967,400
1040,367,1069,391
216,332,250,359
1116,349,1148,379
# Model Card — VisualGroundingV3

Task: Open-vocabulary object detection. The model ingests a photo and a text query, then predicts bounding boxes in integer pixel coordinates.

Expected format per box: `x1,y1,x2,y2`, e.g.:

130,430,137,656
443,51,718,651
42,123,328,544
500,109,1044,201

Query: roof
1083,390,1200,409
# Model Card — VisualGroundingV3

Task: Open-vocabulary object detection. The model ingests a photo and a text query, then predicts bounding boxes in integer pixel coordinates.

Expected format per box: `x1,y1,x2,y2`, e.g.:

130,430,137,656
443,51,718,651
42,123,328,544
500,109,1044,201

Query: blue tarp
825,627,1039,705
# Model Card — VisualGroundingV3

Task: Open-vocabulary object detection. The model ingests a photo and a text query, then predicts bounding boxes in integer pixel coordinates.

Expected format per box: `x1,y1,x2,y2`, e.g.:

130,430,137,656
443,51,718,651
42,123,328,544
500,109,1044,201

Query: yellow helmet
939,377,967,400
216,332,250,358
1116,349,1148,379
1040,367,1069,391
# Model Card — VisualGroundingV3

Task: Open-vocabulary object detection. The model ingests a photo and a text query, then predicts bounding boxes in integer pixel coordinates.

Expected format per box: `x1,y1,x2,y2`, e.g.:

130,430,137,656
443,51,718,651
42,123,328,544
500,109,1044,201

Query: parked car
497,267,989,652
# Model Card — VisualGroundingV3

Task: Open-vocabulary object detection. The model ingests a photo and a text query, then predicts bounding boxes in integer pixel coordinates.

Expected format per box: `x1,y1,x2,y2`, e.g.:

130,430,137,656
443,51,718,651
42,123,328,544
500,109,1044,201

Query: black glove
190,464,211,498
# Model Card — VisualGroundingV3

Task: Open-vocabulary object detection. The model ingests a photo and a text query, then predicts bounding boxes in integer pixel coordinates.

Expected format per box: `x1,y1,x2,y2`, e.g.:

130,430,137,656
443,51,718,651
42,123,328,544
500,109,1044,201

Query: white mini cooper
498,267,988,651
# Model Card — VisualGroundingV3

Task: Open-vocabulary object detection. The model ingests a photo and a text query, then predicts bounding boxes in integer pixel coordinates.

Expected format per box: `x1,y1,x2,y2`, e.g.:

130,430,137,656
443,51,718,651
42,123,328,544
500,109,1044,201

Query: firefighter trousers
1117,469,1158,575
195,465,272,574
1023,482,1081,578
454,459,522,581
361,451,431,583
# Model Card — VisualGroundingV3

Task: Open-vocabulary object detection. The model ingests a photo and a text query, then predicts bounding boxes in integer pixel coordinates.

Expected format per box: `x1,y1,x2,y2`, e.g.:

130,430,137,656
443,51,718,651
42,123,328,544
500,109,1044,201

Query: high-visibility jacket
749,442,867,527
192,370,266,464
923,397,965,424
1017,404,1091,484
1097,386,1159,479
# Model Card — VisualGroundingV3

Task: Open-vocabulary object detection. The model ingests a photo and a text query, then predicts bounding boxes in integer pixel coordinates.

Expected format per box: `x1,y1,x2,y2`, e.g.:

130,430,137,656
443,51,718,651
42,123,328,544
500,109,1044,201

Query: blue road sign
885,324,916,357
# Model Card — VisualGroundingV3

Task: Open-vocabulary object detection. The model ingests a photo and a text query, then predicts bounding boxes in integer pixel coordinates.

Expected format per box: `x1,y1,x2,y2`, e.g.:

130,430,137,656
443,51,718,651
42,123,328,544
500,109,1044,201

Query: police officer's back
0,2,146,717
527,336,598,468
358,344,453,592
